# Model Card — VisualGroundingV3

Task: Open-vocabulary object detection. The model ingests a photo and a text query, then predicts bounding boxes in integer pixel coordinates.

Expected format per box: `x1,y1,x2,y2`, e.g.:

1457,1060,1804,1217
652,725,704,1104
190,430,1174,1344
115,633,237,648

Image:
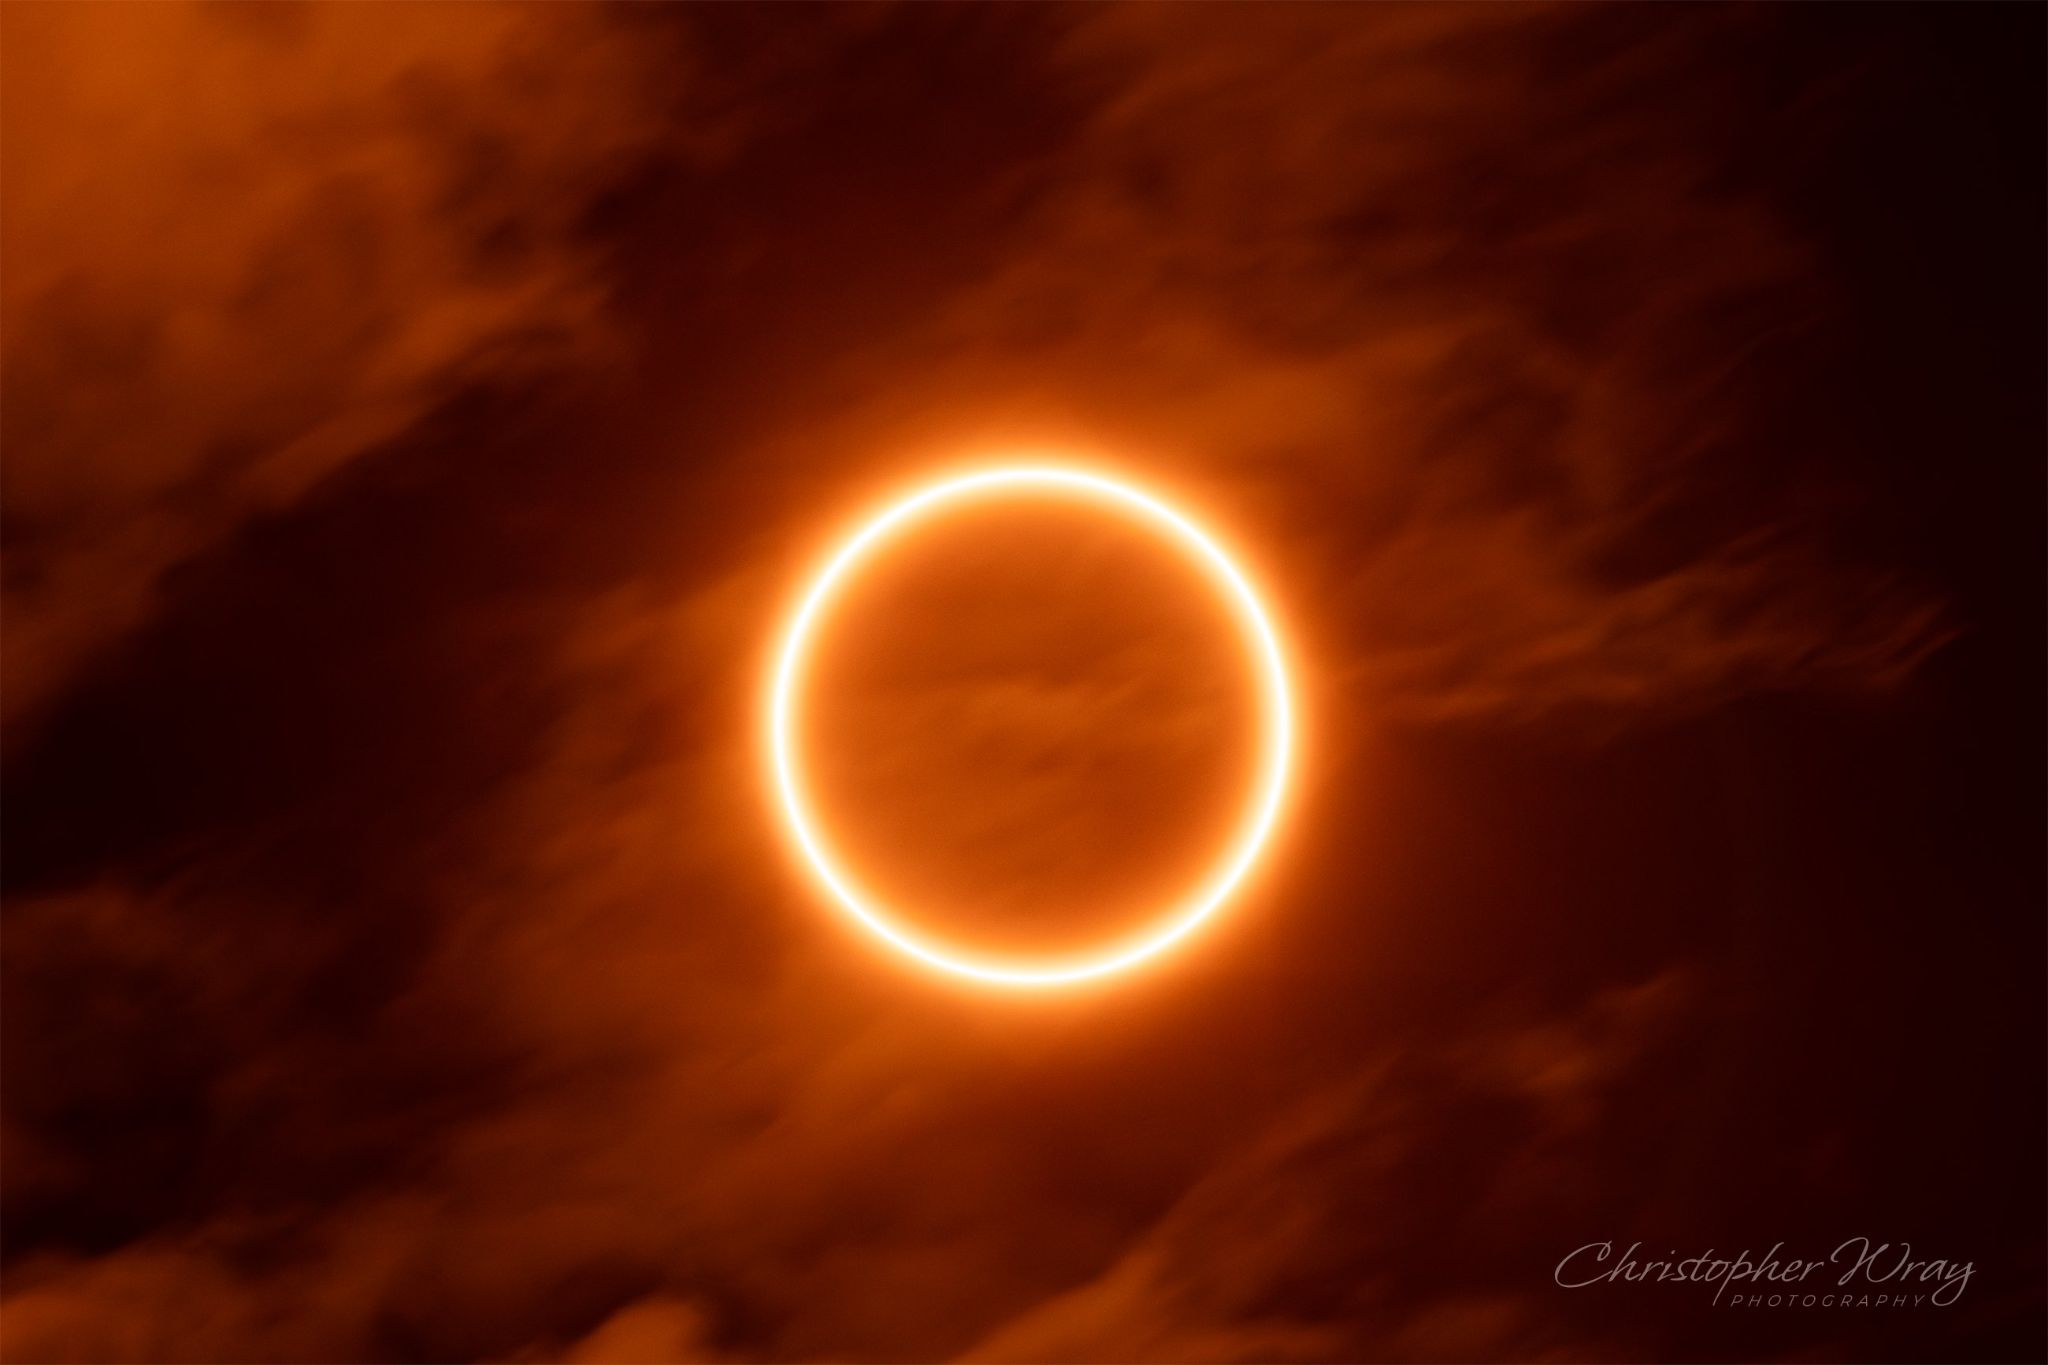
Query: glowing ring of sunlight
768,465,1296,988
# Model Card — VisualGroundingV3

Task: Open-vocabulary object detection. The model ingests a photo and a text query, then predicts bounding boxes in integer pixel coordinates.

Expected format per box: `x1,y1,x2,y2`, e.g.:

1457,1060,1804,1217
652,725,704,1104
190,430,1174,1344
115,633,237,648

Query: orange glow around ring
768,465,1297,988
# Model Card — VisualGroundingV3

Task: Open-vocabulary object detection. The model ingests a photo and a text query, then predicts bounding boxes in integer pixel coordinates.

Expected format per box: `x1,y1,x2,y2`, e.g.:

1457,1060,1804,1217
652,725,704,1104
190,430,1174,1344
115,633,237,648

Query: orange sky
2,5,2041,1364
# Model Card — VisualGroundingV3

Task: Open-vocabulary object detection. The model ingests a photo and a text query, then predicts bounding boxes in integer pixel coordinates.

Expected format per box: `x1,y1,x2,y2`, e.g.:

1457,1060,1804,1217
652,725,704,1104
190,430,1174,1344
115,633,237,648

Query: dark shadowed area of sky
2,5,2042,1363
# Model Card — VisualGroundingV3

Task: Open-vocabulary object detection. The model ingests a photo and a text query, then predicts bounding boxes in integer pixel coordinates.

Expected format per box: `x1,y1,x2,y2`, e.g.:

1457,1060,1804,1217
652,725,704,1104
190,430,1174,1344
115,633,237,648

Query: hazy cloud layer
877,3,1945,726
1,3,678,729
4,5,2033,1365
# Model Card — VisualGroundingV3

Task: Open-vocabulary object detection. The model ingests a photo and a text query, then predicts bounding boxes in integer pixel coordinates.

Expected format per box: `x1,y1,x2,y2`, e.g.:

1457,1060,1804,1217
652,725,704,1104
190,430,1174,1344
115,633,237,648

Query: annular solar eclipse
768,465,1296,988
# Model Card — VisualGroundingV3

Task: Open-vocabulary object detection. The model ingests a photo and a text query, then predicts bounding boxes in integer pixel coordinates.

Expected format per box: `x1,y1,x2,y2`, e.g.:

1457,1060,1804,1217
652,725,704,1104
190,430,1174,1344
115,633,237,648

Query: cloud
1,756,1710,1365
1,555,1729,1358
956,973,1700,1364
2,2,1942,742
0,2,678,731
0,7,1984,1365
795,2,1945,728
557,1297,725,1365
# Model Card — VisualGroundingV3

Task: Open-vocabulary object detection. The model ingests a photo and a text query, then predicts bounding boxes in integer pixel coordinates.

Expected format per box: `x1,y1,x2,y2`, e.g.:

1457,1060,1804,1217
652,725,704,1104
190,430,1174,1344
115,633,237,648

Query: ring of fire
768,465,1297,988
